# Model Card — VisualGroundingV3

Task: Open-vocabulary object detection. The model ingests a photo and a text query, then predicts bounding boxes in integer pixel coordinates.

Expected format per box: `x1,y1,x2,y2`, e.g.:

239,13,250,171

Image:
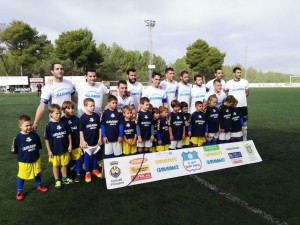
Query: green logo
203,145,220,152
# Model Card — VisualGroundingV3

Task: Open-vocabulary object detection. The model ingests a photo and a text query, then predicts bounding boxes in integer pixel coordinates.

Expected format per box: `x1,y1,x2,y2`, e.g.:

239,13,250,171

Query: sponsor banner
104,140,262,190
0,76,28,86
29,77,44,84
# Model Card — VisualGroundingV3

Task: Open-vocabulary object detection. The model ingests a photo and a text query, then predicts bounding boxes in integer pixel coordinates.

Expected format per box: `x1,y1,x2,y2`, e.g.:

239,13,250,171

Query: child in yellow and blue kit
122,105,137,155
45,104,74,190
12,115,48,200
61,101,83,182
156,106,171,151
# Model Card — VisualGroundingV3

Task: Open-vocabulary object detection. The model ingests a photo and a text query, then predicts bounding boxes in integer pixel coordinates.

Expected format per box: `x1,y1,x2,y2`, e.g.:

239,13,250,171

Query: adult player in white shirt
160,67,178,111
206,67,226,92
205,79,227,108
126,68,144,111
190,75,207,114
176,71,191,108
116,80,134,111
142,72,168,109
75,69,111,117
33,63,76,131
225,67,249,141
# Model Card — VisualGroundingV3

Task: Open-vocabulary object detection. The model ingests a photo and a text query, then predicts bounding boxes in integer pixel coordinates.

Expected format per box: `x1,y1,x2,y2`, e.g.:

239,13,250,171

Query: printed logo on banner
206,158,225,164
244,143,258,161
129,157,152,182
203,145,220,152
204,151,223,157
108,161,125,187
181,151,202,171
228,152,243,164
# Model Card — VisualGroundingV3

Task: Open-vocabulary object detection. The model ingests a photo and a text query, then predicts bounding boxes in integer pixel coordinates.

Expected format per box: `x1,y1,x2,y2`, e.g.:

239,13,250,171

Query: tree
55,28,101,75
186,39,225,80
0,20,53,76
170,56,191,78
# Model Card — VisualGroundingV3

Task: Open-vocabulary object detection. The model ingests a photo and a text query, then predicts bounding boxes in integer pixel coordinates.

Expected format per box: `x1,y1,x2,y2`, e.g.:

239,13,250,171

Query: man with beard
126,68,144,112
176,71,191,110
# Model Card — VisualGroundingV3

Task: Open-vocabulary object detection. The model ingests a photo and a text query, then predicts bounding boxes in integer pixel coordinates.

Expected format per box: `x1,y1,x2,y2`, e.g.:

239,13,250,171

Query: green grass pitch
0,88,299,225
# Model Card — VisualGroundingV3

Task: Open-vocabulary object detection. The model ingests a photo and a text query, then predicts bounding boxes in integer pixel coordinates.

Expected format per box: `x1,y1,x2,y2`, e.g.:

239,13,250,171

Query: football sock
92,154,99,170
105,154,113,159
211,140,217,145
17,177,24,191
76,159,82,174
84,152,91,173
35,173,42,186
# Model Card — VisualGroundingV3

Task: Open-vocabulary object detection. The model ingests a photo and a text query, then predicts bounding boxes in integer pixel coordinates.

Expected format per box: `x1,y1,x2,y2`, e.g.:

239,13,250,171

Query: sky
1,0,300,75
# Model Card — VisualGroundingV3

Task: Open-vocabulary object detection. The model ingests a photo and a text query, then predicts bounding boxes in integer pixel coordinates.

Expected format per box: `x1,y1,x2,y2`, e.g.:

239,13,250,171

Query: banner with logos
104,140,262,190
0,76,28,86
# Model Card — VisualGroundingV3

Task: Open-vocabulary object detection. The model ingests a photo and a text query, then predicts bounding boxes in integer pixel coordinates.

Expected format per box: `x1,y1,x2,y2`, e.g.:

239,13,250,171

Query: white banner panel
104,140,262,190
0,76,28,86
45,76,86,84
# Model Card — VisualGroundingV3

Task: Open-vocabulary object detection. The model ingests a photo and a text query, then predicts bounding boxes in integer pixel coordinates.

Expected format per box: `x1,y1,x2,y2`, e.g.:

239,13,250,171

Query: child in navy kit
79,98,102,182
218,95,236,144
61,101,82,182
136,97,155,153
188,101,207,146
122,105,137,156
12,115,48,200
205,94,220,145
230,100,246,142
101,95,124,158
45,104,74,190
156,106,171,152
150,107,160,152
169,100,185,150
180,101,191,148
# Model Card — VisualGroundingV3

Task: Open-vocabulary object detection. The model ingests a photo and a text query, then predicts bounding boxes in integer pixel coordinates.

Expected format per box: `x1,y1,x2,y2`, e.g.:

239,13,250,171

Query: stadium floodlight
145,20,156,83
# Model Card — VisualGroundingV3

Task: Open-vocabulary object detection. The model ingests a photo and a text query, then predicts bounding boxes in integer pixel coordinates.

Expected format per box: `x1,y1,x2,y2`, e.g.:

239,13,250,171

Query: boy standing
169,100,185,150
101,95,124,158
79,98,102,182
122,106,137,155
12,115,48,200
136,97,155,153
188,101,207,147
61,101,82,182
180,101,191,148
45,104,74,189
156,106,171,152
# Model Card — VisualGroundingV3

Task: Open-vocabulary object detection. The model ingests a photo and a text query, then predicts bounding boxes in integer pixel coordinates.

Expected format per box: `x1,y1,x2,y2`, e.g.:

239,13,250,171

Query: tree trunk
20,65,23,76
0,55,9,76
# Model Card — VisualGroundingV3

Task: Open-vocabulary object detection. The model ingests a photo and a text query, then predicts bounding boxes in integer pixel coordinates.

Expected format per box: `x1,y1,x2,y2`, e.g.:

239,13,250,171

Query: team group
12,64,249,200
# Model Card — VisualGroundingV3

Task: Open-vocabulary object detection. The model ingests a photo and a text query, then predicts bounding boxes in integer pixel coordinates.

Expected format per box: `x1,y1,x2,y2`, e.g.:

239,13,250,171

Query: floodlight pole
244,45,248,80
145,20,155,84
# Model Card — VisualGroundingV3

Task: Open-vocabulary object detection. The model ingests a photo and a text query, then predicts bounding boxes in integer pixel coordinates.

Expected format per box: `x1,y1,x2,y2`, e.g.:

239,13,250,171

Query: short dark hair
194,74,203,81
126,68,136,75
152,71,161,78
85,68,97,75
195,101,203,107
165,67,174,74
18,115,31,126
140,97,150,104
180,71,189,77
233,67,242,73
215,67,222,73
171,99,180,108
51,63,63,71
117,80,127,87
180,101,188,109
107,95,118,102
213,78,221,84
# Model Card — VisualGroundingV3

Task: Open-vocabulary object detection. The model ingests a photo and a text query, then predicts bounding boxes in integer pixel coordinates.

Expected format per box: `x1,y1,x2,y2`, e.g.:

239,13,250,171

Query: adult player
176,71,191,109
75,69,111,117
160,67,178,111
33,63,76,131
225,67,249,141
126,68,144,111
205,79,227,108
206,67,226,92
190,74,207,114
142,72,168,109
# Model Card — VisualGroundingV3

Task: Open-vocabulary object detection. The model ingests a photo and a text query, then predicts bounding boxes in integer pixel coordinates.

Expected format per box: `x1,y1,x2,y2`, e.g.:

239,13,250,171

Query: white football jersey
205,90,227,108
142,86,167,108
160,79,178,108
116,92,133,110
225,78,249,107
176,82,191,107
127,81,144,111
206,78,226,92
190,85,206,113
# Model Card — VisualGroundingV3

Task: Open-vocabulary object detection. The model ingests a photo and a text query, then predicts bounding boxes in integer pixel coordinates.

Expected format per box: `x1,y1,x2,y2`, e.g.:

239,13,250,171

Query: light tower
144,20,155,83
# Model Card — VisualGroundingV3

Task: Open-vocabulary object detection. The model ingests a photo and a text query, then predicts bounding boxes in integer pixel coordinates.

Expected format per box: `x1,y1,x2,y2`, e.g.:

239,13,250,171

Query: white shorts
218,132,231,141
170,140,183,149
231,131,242,138
105,142,122,156
206,132,219,141
137,140,152,148
84,145,100,156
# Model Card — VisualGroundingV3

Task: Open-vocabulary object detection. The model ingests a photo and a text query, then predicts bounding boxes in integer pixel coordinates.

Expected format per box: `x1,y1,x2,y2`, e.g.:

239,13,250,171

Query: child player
230,99,246,142
45,104,74,189
12,115,48,200
180,101,191,148
79,98,102,182
122,105,137,156
156,106,171,152
205,94,220,145
101,95,124,158
188,101,207,147
61,101,82,182
136,97,155,153
150,107,160,152
169,100,185,150
218,95,235,144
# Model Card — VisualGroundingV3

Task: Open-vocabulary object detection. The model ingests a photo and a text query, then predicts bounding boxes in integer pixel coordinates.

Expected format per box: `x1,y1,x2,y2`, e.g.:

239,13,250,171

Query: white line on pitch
191,175,288,225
